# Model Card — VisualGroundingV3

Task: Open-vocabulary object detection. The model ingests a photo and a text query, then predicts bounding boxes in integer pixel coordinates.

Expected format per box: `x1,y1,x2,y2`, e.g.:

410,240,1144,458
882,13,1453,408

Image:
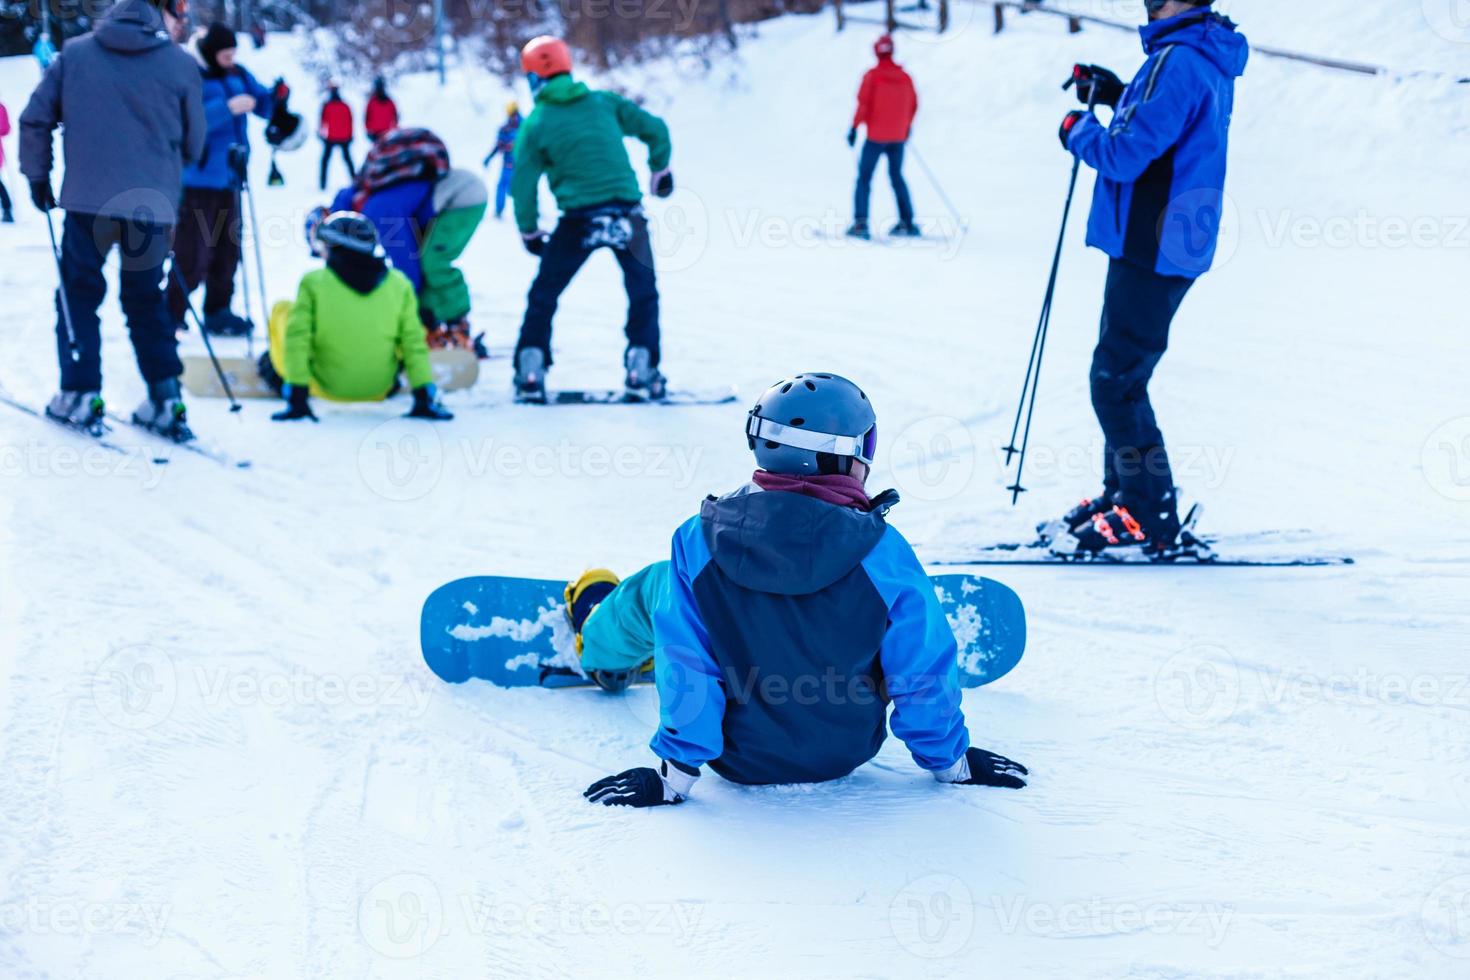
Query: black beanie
199,23,238,72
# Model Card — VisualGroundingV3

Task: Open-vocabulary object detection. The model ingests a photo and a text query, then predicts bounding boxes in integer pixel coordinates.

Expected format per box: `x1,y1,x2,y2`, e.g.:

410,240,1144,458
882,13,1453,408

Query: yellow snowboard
181,349,480,400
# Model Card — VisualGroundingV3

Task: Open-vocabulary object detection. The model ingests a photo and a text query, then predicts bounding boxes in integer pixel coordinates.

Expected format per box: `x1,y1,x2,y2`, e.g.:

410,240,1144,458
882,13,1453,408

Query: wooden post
885,0,896,32
1068,16,1082,33
938,0,949,34
834,0,846,33
994,5,1004,34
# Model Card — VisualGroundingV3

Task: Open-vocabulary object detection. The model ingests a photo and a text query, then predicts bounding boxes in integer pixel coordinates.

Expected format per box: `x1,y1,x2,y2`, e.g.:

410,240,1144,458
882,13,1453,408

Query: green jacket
285,267,433,401
511,74,672,234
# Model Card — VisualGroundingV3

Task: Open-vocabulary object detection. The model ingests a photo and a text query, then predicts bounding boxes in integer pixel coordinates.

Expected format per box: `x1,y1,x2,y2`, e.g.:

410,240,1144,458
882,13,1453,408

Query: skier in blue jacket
581,374,1028,808
1052,0,1248,556
167,23,274,336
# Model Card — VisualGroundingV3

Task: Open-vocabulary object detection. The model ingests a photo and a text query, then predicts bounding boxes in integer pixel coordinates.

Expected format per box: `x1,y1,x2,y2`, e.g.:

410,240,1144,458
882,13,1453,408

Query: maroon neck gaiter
751,471,873,511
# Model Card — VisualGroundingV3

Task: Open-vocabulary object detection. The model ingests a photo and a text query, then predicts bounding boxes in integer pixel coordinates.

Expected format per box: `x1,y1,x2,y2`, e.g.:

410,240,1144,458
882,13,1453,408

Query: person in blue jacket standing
579,374,1029,808
1050,0,1248,557
166,23,274,336
482,101,521,219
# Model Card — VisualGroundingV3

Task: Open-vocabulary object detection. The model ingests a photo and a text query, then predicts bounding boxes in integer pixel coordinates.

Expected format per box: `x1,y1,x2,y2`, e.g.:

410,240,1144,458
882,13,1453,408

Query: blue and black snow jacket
1067,10,1249,279
330,180,437,291
184,65,274,191
649,485,971,785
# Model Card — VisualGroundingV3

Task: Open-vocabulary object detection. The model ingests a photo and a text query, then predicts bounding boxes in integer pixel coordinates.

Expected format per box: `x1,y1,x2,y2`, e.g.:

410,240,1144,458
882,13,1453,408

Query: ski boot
889,221,922,238
132,378,196,443
203,309,253,337
513,348,548,404
624,346,667,402
45,391,107,435
1036,491,1116,545
845,221,871,241
564,569,637,693
1052,492,1182,560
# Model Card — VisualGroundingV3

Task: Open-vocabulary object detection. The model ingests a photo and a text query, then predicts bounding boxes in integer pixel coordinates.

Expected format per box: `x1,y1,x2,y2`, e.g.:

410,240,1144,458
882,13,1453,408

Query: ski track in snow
3,4,1470,977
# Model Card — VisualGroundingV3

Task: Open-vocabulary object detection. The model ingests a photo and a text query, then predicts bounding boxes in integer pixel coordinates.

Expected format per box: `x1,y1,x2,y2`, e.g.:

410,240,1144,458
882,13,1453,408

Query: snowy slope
2,5,1469,977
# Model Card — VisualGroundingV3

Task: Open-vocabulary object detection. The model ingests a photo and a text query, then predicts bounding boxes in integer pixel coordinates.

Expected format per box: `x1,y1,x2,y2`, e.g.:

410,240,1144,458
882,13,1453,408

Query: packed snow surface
1,3,1468,976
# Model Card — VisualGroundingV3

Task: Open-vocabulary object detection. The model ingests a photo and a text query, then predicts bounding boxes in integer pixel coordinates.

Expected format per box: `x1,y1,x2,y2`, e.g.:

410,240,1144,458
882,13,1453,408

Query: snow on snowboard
421,574,1025,690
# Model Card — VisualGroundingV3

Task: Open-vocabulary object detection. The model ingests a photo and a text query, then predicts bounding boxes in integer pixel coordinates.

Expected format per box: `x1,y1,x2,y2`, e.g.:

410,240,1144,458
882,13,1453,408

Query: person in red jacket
0,92,13,222
364,76,399,143
318,84,355,190
846,35,919,240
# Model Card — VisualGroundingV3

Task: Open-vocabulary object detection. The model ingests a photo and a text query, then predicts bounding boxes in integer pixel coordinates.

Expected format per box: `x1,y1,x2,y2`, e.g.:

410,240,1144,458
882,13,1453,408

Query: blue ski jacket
330,180,437,291
649,484,971,785
1067,10,1249,279
184,65,274,191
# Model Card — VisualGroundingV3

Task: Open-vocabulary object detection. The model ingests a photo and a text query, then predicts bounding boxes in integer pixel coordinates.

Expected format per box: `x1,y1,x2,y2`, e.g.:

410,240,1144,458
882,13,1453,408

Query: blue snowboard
421,574,1025,690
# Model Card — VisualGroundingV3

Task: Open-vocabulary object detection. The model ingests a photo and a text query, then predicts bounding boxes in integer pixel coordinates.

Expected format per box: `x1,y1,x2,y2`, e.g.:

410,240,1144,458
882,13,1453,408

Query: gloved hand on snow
406,384,453,421
935,747,1029,789
521,230,550,256
585,760,699,808
272,384,317,422
1069,63,1124,108
650,168,674,199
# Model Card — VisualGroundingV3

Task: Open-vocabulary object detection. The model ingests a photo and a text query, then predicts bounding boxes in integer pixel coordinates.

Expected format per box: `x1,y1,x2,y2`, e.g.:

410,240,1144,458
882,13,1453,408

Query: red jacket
365,95,399,138
852,57,917,143
320,99,354,143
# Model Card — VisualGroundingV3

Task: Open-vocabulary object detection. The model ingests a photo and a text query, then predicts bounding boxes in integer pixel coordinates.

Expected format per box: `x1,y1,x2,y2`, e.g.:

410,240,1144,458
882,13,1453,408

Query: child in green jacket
268,211,452,421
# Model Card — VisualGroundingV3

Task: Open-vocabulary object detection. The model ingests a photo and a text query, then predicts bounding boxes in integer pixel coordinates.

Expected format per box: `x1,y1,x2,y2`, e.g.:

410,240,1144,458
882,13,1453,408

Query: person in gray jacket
20,0,206,442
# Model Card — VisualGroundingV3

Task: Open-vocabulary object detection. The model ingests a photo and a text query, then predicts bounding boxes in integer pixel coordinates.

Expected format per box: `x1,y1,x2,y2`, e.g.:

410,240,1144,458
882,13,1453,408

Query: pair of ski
927,507,1354,568
517,387,739,407
0,392,250,469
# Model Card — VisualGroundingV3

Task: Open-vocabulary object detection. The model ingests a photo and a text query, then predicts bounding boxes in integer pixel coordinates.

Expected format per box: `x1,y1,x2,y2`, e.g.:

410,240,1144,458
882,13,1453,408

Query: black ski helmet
746,374,877,476
315,212,383,258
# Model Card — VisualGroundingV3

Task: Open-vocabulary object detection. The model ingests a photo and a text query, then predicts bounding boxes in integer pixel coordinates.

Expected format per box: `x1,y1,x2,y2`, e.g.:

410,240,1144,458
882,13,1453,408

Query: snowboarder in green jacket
510,36,674,404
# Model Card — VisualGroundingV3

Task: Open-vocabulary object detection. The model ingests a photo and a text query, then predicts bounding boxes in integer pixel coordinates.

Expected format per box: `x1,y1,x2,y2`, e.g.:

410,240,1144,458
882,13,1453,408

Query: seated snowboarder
265,211,452,422
328,128,488,354
579,373,1028,807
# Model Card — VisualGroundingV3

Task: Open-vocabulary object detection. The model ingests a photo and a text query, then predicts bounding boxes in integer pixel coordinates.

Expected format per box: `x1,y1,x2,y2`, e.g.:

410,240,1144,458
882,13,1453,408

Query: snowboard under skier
846,34,919,240
19,0,205,442
577,373,1028,807
1049,0,1248,556
510,36,674,404
167,22,275,338
326,128,488,353
265,211,452,422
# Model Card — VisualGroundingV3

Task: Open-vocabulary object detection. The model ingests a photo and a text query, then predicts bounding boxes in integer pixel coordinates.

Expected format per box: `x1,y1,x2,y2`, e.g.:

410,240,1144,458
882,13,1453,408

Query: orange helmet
521,36,573,78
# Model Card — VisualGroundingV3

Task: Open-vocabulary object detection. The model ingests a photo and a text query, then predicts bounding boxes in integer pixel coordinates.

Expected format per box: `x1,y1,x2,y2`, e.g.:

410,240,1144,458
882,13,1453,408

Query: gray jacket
19,0,205,225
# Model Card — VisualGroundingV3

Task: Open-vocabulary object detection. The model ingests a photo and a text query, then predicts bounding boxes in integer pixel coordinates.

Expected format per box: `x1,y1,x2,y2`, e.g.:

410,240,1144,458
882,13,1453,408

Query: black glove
1070,64,1125,108
1059,110,1089,151
521,231,549,256
650,168,674,199
30,179,56,212
272,384,317,422
585,760,697,808
846,127,858,148
942,747,1029,789
407,384,453,421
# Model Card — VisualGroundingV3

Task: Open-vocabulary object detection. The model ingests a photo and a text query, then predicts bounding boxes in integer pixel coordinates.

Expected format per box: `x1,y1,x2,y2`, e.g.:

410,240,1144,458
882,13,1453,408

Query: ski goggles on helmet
746,414,878,466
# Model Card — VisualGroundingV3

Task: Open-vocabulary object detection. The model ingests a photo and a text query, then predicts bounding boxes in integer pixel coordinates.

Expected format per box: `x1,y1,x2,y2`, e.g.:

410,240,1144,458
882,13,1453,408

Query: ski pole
44,212,80,363
234,184,257,359
908,144,965,233
1002,82,1097,505
170,257,243,413
242,177,270,360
